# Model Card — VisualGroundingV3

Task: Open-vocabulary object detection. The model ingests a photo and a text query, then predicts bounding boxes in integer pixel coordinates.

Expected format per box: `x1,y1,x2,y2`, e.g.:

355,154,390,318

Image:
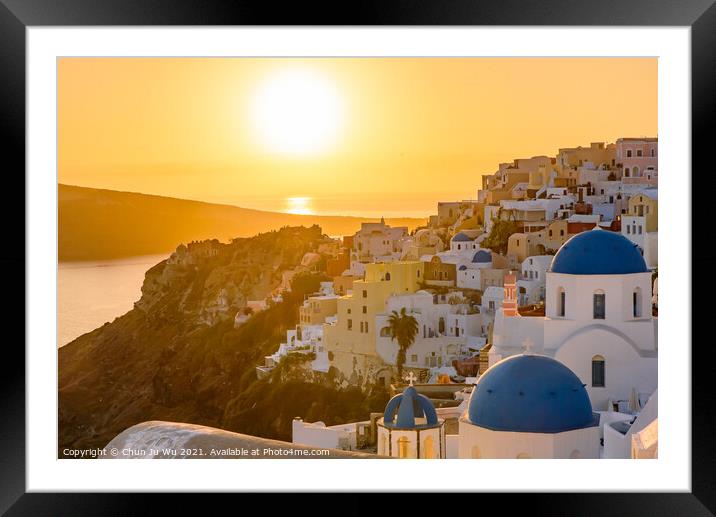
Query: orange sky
58,58,657,217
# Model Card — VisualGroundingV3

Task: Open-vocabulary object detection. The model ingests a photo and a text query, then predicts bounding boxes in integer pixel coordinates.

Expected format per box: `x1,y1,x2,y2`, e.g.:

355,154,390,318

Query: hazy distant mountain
58,184,426,261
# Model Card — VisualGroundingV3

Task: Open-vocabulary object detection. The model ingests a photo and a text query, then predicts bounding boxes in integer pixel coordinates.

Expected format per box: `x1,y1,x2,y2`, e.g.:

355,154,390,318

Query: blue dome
383,386,439,429
472,250,492,263
550,228,647,275
452,232,473,242
468,355,596,433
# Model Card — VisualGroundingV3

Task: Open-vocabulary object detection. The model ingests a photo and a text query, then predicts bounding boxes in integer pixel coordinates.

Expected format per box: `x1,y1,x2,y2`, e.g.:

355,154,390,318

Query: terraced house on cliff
323,261,424,387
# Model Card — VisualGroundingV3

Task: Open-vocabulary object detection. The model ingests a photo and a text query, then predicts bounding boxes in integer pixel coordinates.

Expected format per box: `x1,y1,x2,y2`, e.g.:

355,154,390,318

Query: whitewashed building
375,291,483,370
489,228,658,411
517,255,552,306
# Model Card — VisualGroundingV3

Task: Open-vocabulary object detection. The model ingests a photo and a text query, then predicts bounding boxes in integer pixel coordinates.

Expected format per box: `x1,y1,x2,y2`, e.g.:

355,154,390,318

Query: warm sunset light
58,55,660,467
285,196,314,215
58,58,657,217
251,68,344,156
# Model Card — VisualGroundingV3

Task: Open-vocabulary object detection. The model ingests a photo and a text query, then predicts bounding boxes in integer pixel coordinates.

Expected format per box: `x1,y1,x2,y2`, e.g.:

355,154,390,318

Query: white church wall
554,328,657,411
458,419,554,459
446,434,460,459
546,272,652,326
552,426,600,459
458,419,599,459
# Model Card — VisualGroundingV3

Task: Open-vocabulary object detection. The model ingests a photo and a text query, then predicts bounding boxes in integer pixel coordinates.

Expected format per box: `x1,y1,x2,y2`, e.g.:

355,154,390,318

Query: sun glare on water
251,68,344,156
285,197,314,215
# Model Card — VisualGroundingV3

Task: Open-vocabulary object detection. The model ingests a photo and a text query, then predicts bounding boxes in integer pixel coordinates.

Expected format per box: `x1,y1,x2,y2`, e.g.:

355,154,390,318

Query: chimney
503,272,518,317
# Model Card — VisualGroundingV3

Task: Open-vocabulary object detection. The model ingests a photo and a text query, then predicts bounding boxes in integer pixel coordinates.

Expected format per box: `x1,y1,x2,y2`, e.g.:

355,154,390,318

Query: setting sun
285,196,314,215
250,68,344,156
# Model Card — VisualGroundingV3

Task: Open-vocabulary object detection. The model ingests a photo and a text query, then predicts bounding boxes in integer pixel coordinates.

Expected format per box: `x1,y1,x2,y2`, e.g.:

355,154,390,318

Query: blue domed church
489,228,657,412
377,385,445,458
459,353,600,458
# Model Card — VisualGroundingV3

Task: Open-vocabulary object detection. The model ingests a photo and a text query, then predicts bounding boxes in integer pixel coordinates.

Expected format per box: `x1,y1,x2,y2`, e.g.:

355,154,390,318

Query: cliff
58,225,388,456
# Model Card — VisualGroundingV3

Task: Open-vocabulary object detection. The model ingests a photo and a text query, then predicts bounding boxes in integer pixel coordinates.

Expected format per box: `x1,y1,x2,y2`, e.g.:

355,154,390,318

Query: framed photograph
4,0,712,512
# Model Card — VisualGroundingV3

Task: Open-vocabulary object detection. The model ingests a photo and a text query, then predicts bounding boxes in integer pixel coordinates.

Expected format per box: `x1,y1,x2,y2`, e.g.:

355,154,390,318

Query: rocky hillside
58,225,389,456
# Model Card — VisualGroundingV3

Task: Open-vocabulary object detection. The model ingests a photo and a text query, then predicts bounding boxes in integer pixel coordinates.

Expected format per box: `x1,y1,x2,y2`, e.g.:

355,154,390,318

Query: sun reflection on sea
285,197,314,215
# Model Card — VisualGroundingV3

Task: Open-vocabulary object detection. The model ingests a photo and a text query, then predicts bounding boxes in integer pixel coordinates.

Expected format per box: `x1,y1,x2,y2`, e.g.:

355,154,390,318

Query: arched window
398,436,410,458
380,327,391,337
592,355,605,387
471,446,481,459
624,167,630,177
423,435,436,459
593,290,606,319
516,453,531,459
385,272,391,281
633,166,640,177
569,449,582,459
438,317,445,334
633,287,642,318
557,287,566,317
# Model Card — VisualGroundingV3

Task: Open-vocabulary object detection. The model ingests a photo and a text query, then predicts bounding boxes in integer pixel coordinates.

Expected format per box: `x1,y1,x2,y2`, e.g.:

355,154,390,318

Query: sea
57,254,169,348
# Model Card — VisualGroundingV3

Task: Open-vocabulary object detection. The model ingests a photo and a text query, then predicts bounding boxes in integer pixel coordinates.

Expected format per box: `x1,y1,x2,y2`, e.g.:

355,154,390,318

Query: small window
365,322,368,333
638,226,643,235
627,226,631,234
637,149,643,157
362,306,367,314
347,319,352,330
558,288,566,317
385,272,391,281
593,292,606,319
633,288,642,318
560,229,564,236
592,355,605,387
398,436,410,458
362,290,367,298
626,149,633,157
650,148,655,157
411,354,418,362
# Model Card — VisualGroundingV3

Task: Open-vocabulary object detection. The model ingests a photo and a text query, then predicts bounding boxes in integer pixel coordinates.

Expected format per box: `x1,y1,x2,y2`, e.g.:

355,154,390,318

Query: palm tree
387,307,419,380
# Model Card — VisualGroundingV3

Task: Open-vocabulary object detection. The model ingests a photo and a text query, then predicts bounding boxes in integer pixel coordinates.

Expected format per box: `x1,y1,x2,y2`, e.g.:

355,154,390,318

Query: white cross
522,337,535,355
404,371,417,386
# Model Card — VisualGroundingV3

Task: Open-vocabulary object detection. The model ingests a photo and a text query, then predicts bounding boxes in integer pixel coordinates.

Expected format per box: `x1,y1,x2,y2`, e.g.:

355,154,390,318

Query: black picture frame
2,0,712,513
